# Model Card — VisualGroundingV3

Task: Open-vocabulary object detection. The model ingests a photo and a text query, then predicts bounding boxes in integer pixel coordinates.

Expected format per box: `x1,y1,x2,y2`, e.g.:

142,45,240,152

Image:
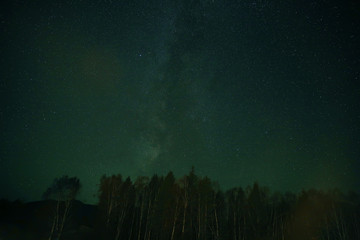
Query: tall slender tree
43,175,81,240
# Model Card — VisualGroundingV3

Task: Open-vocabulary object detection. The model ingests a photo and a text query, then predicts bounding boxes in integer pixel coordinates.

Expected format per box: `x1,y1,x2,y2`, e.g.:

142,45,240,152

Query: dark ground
0,199,96,240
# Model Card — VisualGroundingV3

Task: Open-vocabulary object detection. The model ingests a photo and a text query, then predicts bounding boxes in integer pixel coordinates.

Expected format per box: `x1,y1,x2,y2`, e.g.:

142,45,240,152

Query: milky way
1,0,359,203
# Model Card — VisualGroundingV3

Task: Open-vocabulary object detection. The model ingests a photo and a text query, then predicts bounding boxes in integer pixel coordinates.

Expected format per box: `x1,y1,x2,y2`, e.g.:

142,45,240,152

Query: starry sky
1,0,359,203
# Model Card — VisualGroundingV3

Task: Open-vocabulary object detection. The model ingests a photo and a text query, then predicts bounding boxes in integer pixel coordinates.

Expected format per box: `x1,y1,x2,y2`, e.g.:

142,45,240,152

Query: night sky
1,0,359,203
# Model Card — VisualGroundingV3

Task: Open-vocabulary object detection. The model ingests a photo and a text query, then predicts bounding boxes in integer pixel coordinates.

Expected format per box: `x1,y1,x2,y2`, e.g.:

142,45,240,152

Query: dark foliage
95,169,360,240
42,175,81,201
1,171,359,240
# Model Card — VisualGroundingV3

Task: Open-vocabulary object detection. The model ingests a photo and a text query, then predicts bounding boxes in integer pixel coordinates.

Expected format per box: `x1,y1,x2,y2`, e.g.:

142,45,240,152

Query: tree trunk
171,197,179,240
214,207,219,239
128,209,135,240
233,210,236,240
144,197,151,240
138,195,144,240
116,209,126,240
204,203,207,240
182,198,188,236
243,214,246,240
58,200,71,240
238,208,241,240
107,183,116,226
198,195,201,240
48,200,60,240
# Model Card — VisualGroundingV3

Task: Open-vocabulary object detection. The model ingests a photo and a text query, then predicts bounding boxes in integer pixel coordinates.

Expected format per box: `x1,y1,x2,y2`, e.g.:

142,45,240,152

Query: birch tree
42,175,81,240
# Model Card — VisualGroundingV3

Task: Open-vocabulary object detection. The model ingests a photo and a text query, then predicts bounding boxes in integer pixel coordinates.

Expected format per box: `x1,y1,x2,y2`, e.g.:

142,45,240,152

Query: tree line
93,168,360,240
2,170,359,240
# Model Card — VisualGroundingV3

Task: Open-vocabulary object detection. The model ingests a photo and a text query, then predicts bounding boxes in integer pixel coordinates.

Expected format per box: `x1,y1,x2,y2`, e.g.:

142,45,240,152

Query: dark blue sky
1,0,359,203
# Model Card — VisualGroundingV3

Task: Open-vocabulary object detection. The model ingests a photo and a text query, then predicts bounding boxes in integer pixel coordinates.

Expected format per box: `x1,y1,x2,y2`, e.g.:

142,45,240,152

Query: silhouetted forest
1,169,359,240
